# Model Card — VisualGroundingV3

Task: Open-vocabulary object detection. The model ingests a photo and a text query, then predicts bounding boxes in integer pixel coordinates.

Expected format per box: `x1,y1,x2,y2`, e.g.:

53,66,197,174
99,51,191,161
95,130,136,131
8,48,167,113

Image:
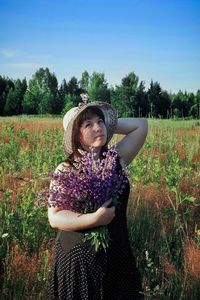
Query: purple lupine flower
48,145,128,251
49,145,128,212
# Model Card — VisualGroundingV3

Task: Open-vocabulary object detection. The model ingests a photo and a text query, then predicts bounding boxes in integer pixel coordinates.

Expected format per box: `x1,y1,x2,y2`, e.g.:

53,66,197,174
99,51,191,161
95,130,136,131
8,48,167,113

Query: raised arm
115,118,148,166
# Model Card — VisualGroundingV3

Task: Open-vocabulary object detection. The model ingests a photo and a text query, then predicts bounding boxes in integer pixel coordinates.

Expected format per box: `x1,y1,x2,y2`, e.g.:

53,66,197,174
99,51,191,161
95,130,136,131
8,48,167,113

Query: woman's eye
85,123,91,128
98,119,103,124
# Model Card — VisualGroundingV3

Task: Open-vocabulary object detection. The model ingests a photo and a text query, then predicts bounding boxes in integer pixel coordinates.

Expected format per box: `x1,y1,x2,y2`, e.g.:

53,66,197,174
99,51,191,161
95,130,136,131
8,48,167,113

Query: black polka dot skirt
48,231,144,300
48,165,144,300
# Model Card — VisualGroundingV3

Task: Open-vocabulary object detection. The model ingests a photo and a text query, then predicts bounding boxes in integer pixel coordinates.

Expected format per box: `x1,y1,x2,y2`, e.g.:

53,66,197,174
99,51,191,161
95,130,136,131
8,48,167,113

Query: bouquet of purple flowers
48,145,128,252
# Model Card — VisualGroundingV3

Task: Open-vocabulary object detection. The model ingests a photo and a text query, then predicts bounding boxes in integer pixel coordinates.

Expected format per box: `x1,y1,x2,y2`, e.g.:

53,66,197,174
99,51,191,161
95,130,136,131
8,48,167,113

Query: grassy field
0,116,200,299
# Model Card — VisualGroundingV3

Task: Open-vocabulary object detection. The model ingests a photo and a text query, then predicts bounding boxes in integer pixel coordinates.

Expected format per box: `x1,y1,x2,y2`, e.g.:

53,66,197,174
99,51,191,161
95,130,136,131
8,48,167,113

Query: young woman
48,98,148,300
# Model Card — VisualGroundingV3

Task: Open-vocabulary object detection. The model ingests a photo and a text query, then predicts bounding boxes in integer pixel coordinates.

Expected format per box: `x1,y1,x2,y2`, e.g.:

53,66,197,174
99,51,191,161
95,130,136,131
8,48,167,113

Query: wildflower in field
195,229,200,236
2,233,9,239
48,145,128,251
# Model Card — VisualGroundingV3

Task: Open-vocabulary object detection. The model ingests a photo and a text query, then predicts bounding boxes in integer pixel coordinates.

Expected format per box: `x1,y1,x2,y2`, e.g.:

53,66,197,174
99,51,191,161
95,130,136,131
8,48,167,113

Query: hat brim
63,101,118,156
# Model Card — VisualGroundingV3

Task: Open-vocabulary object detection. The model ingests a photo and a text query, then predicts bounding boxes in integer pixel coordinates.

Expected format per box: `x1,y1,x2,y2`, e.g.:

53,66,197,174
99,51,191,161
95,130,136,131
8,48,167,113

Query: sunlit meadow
0,116,199,299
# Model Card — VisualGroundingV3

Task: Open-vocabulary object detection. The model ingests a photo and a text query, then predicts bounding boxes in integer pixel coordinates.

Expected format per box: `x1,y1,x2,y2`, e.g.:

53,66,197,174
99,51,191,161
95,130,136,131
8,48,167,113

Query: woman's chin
90,142,106,150
96,137,107,145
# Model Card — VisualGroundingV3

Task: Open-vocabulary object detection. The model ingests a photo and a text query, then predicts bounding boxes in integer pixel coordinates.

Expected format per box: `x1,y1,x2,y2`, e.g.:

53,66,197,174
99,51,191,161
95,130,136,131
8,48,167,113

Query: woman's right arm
48,198,115,231
48,162,116,231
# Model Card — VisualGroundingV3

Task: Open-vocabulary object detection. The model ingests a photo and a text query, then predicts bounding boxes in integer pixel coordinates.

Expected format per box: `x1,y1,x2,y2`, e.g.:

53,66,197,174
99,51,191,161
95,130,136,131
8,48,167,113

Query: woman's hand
93,198,116,226
48,199,115,231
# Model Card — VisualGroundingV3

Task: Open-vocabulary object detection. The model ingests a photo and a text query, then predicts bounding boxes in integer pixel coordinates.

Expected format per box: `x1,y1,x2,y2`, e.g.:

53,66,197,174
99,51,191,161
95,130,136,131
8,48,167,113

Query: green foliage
127,119,200,299
4,79,27,115
79,70,90,91
0,76,15,115
111,72,139,117
22,67,60,114
134,81,149,117
67,76,80,97
147,80,171,118
88,72,110,103
0,190,53,256
62,94,77,115
0,70,200,118
0,117,200,298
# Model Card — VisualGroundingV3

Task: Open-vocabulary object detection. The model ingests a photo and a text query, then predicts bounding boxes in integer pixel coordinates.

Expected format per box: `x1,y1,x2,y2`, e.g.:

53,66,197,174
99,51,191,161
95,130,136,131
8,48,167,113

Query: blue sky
0,0,199,93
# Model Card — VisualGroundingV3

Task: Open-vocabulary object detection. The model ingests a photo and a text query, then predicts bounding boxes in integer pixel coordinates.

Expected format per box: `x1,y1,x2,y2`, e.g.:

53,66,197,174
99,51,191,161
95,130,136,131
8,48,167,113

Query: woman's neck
80,147,101,160
91,148,101,160
73,147,102,162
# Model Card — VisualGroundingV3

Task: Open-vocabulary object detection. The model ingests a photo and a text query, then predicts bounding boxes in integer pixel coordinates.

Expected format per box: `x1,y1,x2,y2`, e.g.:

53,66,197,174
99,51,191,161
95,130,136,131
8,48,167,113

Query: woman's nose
93,123,101,131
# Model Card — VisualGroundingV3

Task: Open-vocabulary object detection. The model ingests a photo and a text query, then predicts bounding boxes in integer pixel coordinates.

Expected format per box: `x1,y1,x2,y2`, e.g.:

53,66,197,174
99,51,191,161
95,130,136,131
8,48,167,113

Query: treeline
0,67,199,118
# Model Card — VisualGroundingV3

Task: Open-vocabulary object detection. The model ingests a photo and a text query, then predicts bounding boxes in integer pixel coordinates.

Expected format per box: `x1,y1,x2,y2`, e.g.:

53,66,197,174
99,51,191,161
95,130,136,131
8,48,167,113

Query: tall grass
0,117,199,299
127,119,200,299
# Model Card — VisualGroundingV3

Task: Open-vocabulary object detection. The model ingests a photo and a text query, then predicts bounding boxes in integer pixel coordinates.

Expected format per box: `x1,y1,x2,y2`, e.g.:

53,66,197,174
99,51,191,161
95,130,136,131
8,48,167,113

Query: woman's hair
66,106,108,164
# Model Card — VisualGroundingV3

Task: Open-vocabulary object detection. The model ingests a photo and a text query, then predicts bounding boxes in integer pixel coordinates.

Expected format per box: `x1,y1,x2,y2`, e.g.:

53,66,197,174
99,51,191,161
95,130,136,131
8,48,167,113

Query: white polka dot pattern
48,158,144,300
48,239,144,300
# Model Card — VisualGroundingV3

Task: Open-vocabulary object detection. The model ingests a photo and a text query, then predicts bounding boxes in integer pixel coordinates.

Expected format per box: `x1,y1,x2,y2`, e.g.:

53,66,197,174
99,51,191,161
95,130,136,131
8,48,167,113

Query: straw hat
63,94,118,156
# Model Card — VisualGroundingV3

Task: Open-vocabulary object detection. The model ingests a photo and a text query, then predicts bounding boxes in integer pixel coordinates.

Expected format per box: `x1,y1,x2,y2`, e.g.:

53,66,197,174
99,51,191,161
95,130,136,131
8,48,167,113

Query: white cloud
26,54,52,59
0,49,18,57
6,63,41,68
2,63,54,70
0,50,52,60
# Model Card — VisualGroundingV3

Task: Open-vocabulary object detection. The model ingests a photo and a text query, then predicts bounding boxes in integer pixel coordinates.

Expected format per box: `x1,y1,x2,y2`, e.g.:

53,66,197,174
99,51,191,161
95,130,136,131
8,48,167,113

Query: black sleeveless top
48,158,144,300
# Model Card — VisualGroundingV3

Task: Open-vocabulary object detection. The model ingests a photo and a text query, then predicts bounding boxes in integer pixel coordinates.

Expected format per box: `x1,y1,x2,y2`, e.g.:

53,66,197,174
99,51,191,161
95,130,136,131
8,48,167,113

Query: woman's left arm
115,118,148,166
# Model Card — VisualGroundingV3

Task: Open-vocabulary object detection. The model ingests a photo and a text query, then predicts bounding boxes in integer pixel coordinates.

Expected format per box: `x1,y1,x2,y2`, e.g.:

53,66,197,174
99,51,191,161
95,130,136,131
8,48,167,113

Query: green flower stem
83,226,111,252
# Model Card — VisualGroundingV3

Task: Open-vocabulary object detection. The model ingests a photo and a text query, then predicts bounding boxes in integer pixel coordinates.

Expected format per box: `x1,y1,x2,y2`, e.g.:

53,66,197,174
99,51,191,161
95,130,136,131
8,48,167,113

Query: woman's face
79,114,107,151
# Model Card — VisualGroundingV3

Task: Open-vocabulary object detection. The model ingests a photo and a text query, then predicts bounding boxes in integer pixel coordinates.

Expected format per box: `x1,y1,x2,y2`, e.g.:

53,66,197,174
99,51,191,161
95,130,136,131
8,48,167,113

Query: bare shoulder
55,161,70,173
48,161,70,212
49,161,70,186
